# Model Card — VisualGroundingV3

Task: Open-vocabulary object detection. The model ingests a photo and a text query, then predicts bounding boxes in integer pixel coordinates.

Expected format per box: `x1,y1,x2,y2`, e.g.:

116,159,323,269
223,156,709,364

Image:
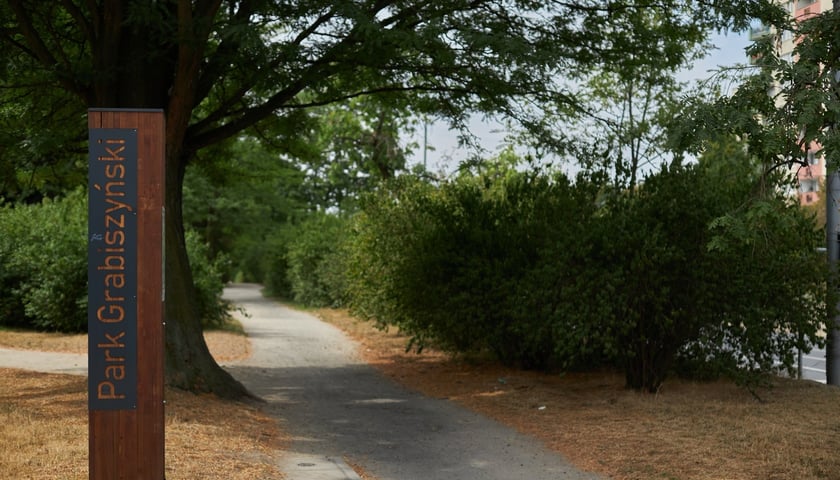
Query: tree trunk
624,326,675,393
162,151,251,398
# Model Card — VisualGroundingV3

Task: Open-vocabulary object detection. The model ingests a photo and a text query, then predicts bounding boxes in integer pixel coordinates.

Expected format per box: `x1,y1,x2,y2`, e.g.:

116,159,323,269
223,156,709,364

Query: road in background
800,347,827,384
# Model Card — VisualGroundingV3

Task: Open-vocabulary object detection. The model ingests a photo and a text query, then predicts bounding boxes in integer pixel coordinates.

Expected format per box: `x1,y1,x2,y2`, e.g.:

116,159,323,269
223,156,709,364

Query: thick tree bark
162,151,250,398
160,0,250,399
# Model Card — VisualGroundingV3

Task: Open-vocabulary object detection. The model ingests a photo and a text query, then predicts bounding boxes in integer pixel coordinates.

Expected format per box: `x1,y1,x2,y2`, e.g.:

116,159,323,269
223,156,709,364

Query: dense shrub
0,189,87,331
606,166,825,390
285,213,348,307
257,213,349,307
343,160,828,392
591,165,748,390
185,230,234,329
0,189,232,332
676,194,829,386
260,229,295,299
345,167,604,368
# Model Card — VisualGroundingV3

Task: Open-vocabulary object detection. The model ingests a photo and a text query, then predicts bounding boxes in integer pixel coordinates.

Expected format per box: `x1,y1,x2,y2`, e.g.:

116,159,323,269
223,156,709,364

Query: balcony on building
749,24,772,41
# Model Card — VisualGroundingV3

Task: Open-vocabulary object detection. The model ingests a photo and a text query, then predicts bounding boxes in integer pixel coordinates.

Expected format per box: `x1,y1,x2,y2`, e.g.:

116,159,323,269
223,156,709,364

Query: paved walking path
223,283,602,480
0,347,86,375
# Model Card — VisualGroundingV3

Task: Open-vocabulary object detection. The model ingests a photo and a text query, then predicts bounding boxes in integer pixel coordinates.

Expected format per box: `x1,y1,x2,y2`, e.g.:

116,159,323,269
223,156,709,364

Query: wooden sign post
88,109,165,479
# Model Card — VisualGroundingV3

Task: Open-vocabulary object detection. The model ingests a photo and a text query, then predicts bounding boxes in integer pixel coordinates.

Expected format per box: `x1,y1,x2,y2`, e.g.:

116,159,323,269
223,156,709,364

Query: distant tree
183,138,310,269
560,8,704,187
295,97,415,212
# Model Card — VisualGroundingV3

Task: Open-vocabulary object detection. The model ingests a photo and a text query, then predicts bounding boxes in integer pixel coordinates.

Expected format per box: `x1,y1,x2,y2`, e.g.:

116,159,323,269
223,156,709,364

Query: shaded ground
315,308,840,480
225,283,601,480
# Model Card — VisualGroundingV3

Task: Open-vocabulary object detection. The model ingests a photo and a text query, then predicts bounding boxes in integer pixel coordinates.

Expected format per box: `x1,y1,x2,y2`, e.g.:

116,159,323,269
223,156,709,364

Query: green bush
0,189,87,331
684,194,828,386
590,165,738,390
260,229,294,299
185,229,234,329
0,190,232,332
600,165,826,391
285,213,348,307
345,165,603,369
343,159,827,392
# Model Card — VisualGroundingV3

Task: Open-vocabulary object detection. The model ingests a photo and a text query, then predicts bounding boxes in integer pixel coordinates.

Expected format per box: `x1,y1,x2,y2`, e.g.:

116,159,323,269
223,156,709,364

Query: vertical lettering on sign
88,129,138,410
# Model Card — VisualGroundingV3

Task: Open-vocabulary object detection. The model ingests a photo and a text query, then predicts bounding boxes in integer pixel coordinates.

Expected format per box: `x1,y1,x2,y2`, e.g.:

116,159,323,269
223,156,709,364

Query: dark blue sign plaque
88,128,138,411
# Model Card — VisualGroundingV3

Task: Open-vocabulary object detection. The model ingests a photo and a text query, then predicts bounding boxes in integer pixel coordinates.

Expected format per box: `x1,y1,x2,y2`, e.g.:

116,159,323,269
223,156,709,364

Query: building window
807,150,819,165
800,178,818,194
782,29,793,42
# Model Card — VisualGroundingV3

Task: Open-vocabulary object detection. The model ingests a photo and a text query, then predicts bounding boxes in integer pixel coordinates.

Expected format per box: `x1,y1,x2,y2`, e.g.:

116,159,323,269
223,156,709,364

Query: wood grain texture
88,109,165,480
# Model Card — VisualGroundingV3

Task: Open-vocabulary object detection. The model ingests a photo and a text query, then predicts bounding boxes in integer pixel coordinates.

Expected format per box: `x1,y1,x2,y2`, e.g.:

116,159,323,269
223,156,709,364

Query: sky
406,31,754,175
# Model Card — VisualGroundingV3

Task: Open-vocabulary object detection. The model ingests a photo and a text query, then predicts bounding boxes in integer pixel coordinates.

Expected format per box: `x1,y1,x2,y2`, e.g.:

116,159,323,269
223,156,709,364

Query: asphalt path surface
800,347,827,384
223,283,603,480
0,347,86,375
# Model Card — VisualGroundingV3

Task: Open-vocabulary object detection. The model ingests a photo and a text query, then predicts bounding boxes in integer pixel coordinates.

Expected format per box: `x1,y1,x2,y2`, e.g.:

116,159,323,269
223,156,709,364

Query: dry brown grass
0,327,282,480
316,308,840,480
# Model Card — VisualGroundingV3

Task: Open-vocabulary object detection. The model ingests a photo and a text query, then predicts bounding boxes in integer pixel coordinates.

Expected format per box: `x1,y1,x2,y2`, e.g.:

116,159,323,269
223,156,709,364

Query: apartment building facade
750,0,832,205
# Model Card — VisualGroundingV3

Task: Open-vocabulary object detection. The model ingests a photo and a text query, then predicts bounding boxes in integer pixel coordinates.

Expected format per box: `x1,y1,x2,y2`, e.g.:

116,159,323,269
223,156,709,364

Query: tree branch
192,0,255,108
6,0,58,67
6,0,90,102
187,82,474,150
59,0,94,47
